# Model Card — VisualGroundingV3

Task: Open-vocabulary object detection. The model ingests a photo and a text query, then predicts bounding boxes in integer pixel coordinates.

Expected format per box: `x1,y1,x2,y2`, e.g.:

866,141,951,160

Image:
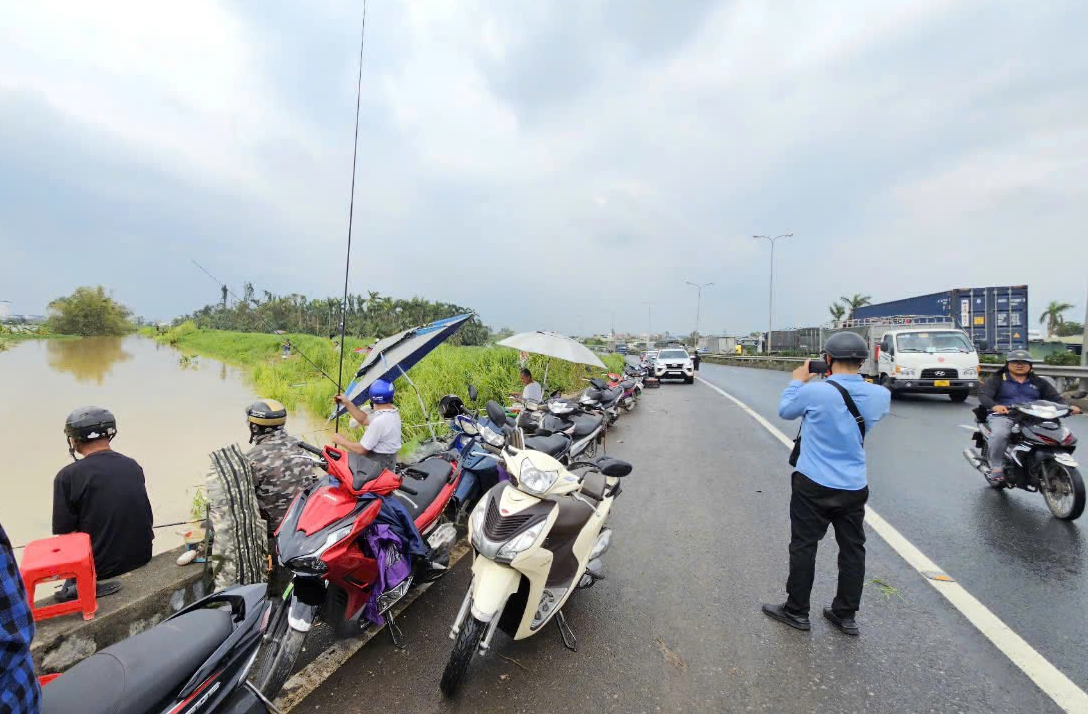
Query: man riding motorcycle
978,350,1082,483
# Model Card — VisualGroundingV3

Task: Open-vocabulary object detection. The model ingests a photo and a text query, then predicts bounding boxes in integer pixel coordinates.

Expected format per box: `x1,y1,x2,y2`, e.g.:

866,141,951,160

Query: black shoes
54,579,122,603
823,607,860,636
761,603,811,631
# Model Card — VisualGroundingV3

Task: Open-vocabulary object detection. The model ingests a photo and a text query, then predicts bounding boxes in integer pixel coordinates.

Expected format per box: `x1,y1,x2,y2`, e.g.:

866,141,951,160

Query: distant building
0,301,10,320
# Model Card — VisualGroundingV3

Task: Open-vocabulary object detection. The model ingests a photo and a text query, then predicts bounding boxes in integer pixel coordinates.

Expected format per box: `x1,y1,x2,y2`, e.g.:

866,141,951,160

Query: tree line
181,284,490,345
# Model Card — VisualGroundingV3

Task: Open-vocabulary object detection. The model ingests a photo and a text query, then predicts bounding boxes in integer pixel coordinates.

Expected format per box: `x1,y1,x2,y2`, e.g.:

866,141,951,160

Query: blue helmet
370,379,395,404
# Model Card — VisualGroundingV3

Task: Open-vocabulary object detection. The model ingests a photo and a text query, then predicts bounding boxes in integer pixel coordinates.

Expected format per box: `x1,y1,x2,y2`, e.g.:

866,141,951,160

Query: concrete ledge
31,546,206,673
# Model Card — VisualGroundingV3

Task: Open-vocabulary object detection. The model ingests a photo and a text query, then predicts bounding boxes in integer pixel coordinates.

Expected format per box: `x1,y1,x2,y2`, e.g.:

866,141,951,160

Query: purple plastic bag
362,523,413,626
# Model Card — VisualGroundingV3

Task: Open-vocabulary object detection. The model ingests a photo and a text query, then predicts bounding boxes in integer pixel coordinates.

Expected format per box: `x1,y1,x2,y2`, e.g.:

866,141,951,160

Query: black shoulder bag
789,381,867,467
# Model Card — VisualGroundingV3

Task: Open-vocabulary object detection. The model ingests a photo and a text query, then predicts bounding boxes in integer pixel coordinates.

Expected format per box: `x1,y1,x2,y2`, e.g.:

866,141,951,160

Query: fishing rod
335,0,370,435
190,259,340,390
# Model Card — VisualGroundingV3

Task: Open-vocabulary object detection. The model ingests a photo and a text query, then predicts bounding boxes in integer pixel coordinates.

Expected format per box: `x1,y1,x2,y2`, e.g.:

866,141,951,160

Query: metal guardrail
703,354,1088,380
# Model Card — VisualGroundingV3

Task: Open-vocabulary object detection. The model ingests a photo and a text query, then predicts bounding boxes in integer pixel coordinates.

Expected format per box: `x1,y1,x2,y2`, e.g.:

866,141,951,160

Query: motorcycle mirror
599,458,633,477
486,400,507,426
468,385,479,402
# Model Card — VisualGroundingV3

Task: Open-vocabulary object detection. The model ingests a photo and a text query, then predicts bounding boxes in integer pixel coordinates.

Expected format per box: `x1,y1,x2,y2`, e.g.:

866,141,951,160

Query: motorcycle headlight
496,522,546,563
517,457,560,495
289,524,353,572
480,424,506,447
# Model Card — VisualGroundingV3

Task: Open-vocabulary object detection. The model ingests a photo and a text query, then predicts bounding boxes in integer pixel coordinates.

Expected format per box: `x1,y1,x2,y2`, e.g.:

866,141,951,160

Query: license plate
934,380,950,387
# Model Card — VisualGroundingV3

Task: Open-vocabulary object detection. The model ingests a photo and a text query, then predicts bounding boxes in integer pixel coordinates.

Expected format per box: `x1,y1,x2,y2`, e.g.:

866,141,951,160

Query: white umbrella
498,331,606,368
498,331,606,396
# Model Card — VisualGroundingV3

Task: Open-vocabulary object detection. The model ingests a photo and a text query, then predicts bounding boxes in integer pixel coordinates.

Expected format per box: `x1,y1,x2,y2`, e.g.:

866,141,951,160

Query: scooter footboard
469,557,521,622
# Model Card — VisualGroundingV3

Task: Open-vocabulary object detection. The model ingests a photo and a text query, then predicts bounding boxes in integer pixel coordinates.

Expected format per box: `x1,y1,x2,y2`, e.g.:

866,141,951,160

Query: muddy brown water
0,336,324,555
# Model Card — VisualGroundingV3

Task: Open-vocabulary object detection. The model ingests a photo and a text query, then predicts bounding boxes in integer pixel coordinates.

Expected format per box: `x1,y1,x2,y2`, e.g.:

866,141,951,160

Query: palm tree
840,294,872,319
1039,300,1074,338
829,303,846,324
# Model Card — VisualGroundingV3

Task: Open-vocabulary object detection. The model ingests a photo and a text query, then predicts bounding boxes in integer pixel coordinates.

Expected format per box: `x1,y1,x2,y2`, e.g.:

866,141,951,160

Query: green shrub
1045,350,1081,366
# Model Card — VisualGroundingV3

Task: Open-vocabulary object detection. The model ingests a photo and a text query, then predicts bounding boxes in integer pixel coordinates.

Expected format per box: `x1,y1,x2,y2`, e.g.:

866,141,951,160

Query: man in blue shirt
763,332,890,636
1,522,41,714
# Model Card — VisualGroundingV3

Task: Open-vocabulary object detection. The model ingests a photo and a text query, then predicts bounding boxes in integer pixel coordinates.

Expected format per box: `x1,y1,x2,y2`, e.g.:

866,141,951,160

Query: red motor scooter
254,440,461,699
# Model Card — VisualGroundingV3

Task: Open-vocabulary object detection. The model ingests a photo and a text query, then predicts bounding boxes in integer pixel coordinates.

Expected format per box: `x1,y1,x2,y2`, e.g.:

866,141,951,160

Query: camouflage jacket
245,429,321,534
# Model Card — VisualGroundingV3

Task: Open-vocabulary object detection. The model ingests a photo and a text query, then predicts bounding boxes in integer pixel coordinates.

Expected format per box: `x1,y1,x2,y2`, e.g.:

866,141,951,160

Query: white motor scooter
439,401,632,696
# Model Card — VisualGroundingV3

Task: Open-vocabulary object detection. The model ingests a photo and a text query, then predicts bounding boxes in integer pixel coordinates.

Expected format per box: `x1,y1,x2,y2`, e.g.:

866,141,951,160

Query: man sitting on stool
52,407,154,601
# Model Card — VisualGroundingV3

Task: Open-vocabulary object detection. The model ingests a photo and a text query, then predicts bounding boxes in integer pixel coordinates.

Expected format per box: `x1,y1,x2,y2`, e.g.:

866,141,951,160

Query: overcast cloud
2,0,1086,336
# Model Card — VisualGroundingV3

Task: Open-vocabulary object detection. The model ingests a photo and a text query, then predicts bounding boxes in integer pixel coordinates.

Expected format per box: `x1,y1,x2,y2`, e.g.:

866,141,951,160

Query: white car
653,348,695,384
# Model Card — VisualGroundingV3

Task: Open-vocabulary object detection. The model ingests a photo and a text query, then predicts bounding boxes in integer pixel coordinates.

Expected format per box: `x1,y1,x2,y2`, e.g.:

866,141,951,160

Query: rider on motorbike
978,349,1082,483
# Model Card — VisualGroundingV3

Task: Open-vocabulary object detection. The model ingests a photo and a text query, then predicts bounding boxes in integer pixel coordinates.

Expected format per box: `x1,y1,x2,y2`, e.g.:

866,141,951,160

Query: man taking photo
763,332,890,636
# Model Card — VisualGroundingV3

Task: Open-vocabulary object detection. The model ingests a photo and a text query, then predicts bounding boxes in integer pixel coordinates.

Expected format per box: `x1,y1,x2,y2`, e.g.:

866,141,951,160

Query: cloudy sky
2,0,1086,336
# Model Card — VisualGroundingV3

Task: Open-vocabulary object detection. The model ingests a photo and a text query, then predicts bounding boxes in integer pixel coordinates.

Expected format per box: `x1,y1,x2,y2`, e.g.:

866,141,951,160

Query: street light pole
642,301,653,347
685,281,714,349
754,233,793,353
1080,283,1088,392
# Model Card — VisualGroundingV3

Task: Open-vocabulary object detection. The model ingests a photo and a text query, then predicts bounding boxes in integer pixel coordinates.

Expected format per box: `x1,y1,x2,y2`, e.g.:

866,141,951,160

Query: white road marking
696,374,1088,713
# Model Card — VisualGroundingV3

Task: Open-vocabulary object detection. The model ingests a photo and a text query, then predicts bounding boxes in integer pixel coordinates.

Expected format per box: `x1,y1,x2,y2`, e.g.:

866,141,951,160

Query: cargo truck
851,286,1028,353
831,317,981,401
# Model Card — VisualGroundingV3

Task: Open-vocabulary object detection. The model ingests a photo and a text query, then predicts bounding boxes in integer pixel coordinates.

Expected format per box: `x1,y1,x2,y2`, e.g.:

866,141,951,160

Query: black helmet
1005,349,1035,364
64,406,117,443
246,399,287,443
823,332,869,360
438,394,465,419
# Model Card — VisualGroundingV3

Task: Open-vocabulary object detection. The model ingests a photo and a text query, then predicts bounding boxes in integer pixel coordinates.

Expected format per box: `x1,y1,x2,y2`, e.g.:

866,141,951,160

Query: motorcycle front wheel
440,616,486,697
1041,461,1085,521
254,600,309,700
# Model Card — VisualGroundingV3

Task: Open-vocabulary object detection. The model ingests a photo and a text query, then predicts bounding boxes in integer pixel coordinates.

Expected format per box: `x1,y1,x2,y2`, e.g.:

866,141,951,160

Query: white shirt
360,407,402,455
522,381,543,404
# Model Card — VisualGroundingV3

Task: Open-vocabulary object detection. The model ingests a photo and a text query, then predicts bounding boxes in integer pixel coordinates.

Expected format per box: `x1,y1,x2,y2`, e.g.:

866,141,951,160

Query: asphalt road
292,373,1070,714
695,363,1088,694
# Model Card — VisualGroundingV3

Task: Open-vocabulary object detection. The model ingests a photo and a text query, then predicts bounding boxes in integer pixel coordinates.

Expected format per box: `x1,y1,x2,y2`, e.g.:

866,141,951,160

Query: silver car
653,348,695,384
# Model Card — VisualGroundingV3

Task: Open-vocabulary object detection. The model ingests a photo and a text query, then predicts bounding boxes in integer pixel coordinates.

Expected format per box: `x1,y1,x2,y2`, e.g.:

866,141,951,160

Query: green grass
154,323,625,454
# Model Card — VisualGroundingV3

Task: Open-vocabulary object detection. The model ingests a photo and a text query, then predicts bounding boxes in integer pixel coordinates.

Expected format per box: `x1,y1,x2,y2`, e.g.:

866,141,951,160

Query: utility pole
754,233,793,353
685,281,713,349
643,302,652,346
1081,284,1088,392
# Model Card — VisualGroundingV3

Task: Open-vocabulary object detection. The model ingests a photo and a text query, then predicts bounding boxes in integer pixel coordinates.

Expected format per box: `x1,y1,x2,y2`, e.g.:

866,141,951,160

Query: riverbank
148,323,624,451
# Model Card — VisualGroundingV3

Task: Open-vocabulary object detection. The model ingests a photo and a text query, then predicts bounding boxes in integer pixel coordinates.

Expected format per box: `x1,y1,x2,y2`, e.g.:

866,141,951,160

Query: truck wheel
949,391,970,403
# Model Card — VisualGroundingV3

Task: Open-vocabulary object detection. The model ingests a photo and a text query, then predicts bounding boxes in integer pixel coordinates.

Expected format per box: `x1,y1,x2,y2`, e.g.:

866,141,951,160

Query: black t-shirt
52,450,154,579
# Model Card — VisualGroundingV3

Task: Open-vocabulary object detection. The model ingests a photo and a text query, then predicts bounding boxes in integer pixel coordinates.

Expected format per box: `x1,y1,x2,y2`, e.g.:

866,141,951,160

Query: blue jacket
779,375,891,490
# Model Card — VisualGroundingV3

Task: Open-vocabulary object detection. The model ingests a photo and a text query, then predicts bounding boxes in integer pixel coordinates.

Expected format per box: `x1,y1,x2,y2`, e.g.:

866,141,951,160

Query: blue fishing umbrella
331,313,472,419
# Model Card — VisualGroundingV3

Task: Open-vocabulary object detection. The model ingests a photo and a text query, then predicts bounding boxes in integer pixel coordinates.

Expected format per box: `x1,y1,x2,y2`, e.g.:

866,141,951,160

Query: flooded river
0,336,324,554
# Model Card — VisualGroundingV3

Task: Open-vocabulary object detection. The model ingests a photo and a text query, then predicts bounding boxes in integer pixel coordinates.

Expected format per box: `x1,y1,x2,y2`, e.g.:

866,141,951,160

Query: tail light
1063,433,1077,446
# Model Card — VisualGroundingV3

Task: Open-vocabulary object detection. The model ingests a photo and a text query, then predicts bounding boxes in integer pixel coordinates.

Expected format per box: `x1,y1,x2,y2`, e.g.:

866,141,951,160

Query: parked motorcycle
255,441,461,698
607,370,642,412
580,378,623,425
513,399,607,465
962,400,1084,520
440,401,632,697
42,585,277,714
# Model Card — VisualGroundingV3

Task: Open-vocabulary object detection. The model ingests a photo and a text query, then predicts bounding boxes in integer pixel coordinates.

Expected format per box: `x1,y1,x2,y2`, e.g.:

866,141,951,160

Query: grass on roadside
153,323,625,454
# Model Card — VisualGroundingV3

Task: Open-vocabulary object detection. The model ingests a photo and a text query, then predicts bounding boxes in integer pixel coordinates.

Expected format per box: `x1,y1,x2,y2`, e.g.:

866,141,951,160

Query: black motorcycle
963,400,1084,520
42,584,277,714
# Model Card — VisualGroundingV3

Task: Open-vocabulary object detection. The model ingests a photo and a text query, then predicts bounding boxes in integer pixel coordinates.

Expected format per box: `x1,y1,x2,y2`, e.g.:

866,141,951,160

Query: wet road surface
292,374,1069,713
696,363,1088,693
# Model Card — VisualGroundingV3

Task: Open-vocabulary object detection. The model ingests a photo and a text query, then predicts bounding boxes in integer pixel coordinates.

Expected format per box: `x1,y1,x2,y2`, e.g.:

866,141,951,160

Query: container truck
830,317,981,401
851,286,1028,353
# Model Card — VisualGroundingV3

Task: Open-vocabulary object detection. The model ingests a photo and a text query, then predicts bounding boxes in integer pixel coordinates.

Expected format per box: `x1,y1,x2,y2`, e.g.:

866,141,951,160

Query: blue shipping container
852,286,1028,353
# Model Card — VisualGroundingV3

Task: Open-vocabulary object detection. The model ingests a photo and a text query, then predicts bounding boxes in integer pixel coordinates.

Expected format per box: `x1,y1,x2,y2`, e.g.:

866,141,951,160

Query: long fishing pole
335,0,369,435
190,259,341,390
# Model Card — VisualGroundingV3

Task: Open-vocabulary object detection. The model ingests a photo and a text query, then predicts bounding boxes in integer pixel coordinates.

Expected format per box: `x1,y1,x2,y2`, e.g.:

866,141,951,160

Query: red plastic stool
19,533,98,621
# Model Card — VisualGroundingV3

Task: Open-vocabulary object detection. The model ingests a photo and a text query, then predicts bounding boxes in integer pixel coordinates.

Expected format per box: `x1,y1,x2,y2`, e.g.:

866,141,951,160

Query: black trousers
785,472,868,618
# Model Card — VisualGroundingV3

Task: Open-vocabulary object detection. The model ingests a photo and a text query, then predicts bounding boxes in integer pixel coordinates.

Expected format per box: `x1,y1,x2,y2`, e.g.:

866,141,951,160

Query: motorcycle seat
394,457,453,521
42,608,232,714
620,379,636,389
570,414,603,438
524,433,570,459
